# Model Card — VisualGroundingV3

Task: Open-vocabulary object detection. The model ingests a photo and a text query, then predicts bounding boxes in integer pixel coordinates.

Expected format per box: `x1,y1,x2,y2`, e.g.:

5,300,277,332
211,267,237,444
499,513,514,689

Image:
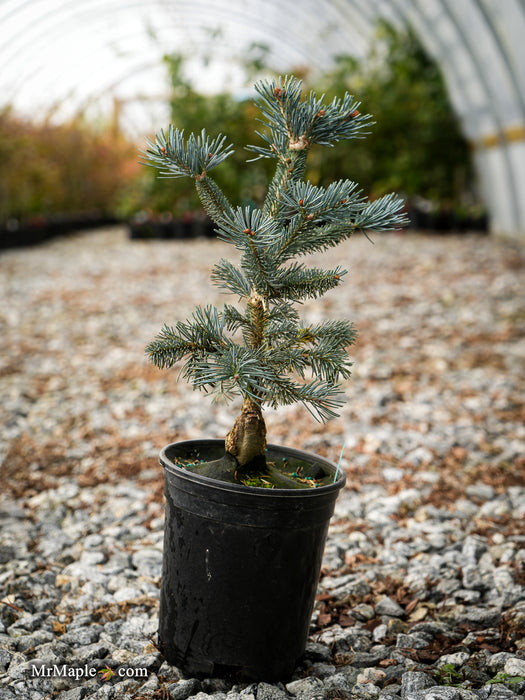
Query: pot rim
160,438,346,498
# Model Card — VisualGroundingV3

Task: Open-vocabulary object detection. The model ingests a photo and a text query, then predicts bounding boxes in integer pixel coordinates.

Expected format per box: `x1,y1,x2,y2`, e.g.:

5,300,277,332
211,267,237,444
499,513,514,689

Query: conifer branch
280,180,365,221
141,127,234,179
195,176,234,224
215,206,278,249
263,302,301,345
266,179,365,259
189,345,269,403
263,375,345,422
141,126,235,224
146,305,226,370
269,264,346,302
353,192,407,232
269,221,356,261
305,342,354,383
210,260,252,298
223,304,252,335
247,75,374,156
143,74,408,452
266,319,356,384
212,207,279,298
262,151,308,218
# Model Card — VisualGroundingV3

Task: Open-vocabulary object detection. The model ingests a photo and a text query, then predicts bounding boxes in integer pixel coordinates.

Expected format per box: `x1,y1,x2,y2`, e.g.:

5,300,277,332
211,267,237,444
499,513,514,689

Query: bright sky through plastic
0,0,376,137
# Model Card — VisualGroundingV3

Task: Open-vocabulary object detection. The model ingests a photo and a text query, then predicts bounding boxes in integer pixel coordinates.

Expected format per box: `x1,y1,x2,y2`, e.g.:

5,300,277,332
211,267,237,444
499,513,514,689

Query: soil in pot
168,434,340,489
175,448,336,489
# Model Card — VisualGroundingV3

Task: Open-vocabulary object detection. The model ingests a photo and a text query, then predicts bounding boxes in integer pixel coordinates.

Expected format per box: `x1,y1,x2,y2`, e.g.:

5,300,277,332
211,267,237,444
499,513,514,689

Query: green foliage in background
0,109,135,223
309,22,473,203
0,22,477,226
127,54,275,218
131,21,475,219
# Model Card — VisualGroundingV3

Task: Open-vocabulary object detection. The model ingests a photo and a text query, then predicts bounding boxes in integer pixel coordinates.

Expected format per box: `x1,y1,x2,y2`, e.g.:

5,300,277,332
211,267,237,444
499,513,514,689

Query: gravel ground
1,226,524,700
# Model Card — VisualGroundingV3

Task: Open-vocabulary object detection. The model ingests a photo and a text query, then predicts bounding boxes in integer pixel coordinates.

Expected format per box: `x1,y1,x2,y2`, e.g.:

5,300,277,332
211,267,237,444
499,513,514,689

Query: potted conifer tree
142,75,407,681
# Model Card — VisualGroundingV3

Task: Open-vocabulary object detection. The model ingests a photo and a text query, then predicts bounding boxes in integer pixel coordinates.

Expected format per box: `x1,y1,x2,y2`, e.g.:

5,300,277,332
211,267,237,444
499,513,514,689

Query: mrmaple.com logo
31,663,148,681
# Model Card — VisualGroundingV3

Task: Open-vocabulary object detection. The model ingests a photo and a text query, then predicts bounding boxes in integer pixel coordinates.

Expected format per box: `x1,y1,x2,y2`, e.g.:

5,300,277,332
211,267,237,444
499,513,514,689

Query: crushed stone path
1,227,524,699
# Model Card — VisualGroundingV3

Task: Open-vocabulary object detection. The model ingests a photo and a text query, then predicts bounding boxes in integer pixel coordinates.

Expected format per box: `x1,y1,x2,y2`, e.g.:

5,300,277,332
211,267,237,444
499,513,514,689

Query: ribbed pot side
157,439,346,682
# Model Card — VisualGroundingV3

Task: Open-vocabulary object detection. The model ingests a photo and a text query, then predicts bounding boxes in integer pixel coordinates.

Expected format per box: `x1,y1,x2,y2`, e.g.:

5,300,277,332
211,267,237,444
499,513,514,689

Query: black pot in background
158,439,346,682
0,212,120,250
127,213,216,240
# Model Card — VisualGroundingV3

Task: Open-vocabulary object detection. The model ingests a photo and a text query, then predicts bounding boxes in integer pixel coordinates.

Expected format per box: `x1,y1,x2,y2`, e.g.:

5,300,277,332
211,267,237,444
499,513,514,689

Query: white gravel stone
375,597,405,618
504,656,525,677
113,586,143,602
2,229,524,699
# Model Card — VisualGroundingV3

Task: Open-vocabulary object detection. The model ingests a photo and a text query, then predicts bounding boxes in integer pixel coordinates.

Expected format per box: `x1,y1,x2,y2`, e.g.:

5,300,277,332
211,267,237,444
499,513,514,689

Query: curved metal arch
0,1,212,70
0,0,371,103
2,1,384,119
3,0,525,132
5,23,326,112
439,0,521,232
394,0,524,235
477,0,525,123
314,0,379,50
331,0,402,33
1,0,364,79
383,0,478,142
475,0,525,232
445,0,519,124
1,5,322,111
1,0,525,236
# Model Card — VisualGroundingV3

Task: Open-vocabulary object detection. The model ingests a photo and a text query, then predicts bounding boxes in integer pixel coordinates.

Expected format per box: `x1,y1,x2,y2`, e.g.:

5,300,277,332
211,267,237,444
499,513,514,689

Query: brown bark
225,396,267,468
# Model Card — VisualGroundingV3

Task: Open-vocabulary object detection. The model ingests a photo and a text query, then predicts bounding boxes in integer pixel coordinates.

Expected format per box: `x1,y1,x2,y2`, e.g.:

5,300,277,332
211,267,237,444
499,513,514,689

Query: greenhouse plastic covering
1,0,524,238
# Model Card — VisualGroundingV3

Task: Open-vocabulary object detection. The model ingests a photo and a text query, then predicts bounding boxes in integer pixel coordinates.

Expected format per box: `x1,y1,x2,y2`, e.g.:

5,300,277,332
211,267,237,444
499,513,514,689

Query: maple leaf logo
98,666,114,681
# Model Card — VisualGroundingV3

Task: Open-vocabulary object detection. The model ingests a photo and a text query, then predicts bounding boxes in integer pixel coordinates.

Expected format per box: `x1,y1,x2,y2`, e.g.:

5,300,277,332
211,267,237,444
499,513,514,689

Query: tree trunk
225,396,267,468
185,397,308,488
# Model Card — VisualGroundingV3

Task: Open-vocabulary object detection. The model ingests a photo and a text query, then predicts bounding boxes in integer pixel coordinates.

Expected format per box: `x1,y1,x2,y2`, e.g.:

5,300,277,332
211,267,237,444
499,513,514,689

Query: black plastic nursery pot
158,439,346,682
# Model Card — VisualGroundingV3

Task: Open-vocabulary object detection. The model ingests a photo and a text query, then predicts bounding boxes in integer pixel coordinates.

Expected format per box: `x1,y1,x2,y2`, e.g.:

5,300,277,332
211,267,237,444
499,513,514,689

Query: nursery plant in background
131,22,482,236
127,50,276,229
0,109,135,237
309,22,481,228
142,74,407,680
